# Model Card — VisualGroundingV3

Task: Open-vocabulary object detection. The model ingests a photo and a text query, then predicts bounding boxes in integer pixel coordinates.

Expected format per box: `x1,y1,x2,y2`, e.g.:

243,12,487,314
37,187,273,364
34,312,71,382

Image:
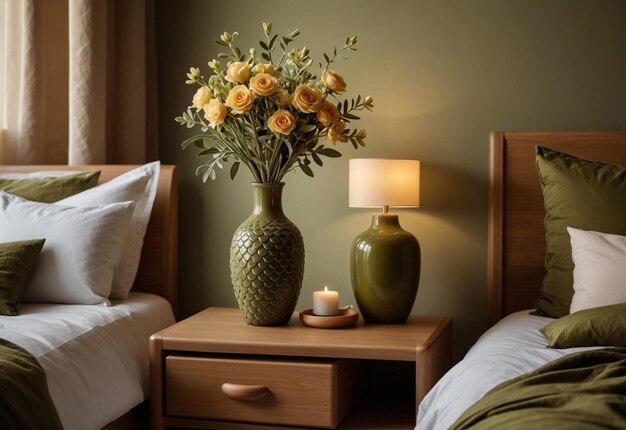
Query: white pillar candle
313,286,339,316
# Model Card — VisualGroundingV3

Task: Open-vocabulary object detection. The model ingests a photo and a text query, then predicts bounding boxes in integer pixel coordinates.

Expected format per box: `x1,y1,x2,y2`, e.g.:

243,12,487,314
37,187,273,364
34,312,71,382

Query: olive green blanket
0,338,63,430
451,347,626,430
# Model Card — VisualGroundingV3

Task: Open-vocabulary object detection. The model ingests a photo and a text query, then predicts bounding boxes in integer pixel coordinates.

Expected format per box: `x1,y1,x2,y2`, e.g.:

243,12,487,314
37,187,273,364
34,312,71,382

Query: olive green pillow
534,146,626,318
540,303,626,348
0,171,100,203
0,239,46,316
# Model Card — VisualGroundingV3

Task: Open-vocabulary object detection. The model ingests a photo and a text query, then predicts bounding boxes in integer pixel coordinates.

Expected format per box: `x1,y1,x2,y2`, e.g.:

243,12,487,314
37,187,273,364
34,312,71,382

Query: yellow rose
251,63,278,76
225,61,250,83
225,85,256,114
203,99,227,128
192,86,212,109
267,110,297,135
264,64,278,76
327,120,348,145
292,84,323,113
274,89,291,107
321,69,347,92
316,101,340,126
249,73,279,96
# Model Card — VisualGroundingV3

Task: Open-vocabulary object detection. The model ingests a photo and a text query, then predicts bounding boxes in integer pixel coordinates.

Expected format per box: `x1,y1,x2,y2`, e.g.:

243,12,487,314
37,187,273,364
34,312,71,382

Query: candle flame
324,286,328,292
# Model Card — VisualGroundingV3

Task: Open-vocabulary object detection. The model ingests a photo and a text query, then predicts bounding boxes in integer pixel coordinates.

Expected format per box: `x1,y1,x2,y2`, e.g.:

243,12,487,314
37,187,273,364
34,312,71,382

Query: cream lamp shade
349,158,420,208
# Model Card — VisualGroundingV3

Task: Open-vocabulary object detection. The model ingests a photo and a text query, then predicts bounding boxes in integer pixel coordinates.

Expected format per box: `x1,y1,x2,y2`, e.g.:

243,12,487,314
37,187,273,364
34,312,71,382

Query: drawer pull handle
221,383,269,401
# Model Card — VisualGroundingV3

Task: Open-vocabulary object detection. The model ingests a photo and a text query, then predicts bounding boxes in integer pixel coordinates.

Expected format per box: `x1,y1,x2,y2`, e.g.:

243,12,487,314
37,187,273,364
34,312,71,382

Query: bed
0,164,178,430
416,132,626,429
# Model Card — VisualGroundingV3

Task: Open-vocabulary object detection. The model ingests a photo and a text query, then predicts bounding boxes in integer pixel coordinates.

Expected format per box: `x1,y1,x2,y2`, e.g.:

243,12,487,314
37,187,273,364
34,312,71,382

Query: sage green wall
155,0,626,359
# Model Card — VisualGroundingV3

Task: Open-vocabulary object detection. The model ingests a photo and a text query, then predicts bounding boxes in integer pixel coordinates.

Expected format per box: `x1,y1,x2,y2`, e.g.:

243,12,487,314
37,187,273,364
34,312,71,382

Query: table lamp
349,158,421,323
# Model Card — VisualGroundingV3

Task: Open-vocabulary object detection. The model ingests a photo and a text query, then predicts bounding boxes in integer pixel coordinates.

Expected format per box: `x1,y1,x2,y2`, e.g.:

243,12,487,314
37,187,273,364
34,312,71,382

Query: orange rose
249,73,279,96
225,85,256,114
292,84,323,113
321,69,347,92
192,86,212,109
316,101,340,126
203,99,227,128
327,120,348,145
267,110,297,135
225,61,250,83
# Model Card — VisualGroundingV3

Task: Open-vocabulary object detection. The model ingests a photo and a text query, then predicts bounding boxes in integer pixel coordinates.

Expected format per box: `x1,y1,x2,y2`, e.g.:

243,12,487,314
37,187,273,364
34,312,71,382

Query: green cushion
534,146,626,318
540,303,626,348
0,171,100,203
0,239,46,316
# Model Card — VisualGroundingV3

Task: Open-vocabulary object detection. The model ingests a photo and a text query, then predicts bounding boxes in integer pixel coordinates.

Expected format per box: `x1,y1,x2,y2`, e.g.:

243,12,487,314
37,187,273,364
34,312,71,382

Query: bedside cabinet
150,307,452,430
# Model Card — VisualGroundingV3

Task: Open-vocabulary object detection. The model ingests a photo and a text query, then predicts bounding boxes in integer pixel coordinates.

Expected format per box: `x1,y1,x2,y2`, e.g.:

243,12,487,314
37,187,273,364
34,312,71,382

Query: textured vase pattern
230,183,305,326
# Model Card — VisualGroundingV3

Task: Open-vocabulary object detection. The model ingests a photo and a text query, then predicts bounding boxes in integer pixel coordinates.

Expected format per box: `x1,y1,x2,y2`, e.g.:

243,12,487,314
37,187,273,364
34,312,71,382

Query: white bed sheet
416,310,599,430
0,292,175,430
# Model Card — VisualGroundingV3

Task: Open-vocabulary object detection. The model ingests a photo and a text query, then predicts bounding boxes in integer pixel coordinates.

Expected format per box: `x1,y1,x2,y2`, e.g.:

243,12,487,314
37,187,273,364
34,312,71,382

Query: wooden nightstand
150,307,451,429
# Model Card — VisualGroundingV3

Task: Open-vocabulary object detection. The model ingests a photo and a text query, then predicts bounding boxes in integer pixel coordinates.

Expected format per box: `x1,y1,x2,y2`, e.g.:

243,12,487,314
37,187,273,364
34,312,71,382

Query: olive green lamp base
350,214,420,324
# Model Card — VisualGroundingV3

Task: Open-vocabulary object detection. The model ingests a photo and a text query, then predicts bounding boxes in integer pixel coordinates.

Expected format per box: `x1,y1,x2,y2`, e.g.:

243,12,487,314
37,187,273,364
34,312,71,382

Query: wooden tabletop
153,307,451,362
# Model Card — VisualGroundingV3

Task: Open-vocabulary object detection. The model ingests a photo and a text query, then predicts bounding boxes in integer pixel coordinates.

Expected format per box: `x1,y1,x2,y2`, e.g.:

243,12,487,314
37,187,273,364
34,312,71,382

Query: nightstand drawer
165,354,360,428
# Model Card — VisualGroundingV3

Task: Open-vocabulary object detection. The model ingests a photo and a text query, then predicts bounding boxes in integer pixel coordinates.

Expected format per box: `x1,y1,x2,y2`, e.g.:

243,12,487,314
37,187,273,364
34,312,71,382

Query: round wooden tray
299,308,359,329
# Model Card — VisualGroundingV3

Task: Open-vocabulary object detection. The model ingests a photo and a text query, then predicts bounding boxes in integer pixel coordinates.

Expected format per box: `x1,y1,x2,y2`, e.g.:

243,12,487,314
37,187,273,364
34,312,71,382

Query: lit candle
313,286,339,316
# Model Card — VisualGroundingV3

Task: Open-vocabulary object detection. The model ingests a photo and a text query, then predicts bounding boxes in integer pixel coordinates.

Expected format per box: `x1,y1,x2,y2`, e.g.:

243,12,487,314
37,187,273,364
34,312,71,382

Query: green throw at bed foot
450,347,626,430
0,338,63,430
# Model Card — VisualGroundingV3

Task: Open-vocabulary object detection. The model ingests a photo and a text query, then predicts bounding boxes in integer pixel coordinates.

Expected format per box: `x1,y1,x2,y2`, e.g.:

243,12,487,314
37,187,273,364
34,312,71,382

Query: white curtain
0,0,158,165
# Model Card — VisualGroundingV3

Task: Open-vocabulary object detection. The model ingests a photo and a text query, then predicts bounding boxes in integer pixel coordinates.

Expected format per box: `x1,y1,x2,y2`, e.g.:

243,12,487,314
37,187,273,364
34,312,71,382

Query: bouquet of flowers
175,22,373,183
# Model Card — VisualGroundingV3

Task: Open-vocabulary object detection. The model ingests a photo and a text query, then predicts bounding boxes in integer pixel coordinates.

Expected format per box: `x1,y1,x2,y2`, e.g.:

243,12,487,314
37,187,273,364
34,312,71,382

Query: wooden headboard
0,165,179,315
487,132,626,326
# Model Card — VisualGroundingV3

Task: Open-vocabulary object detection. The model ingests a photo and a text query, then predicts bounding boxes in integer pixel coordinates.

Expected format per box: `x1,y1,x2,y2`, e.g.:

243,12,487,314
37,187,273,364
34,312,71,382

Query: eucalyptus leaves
175,22,373,183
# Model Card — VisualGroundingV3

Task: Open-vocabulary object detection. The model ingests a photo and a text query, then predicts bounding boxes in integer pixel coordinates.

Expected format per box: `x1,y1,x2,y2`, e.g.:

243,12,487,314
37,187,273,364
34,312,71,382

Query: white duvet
0,292,175,430
416,310,599,430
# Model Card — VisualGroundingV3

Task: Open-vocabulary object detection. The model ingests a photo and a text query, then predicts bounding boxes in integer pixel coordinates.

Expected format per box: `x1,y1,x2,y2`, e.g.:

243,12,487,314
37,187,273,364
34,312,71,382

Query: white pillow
57,162,160,299
568,226,626,313
0,192,135,305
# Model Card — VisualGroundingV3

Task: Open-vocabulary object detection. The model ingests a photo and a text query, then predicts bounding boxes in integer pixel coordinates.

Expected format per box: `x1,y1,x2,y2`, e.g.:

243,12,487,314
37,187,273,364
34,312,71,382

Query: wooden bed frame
0,164,179,429
487,132,626,327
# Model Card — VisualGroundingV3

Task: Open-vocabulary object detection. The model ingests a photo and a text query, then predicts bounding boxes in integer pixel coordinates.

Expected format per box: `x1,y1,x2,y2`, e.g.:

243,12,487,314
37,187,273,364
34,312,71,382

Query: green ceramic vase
230,183,305,326
350,214,420,323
